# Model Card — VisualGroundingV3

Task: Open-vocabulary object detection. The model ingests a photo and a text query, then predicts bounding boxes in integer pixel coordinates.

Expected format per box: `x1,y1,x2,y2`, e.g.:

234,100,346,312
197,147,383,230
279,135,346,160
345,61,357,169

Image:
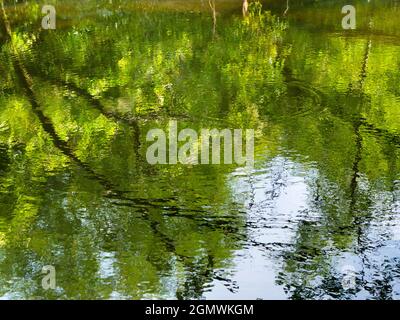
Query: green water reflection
0,0,399,299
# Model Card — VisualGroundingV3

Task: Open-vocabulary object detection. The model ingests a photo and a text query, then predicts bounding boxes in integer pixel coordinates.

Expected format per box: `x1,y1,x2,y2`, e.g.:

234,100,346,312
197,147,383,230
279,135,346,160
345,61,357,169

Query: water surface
0,0,399,299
